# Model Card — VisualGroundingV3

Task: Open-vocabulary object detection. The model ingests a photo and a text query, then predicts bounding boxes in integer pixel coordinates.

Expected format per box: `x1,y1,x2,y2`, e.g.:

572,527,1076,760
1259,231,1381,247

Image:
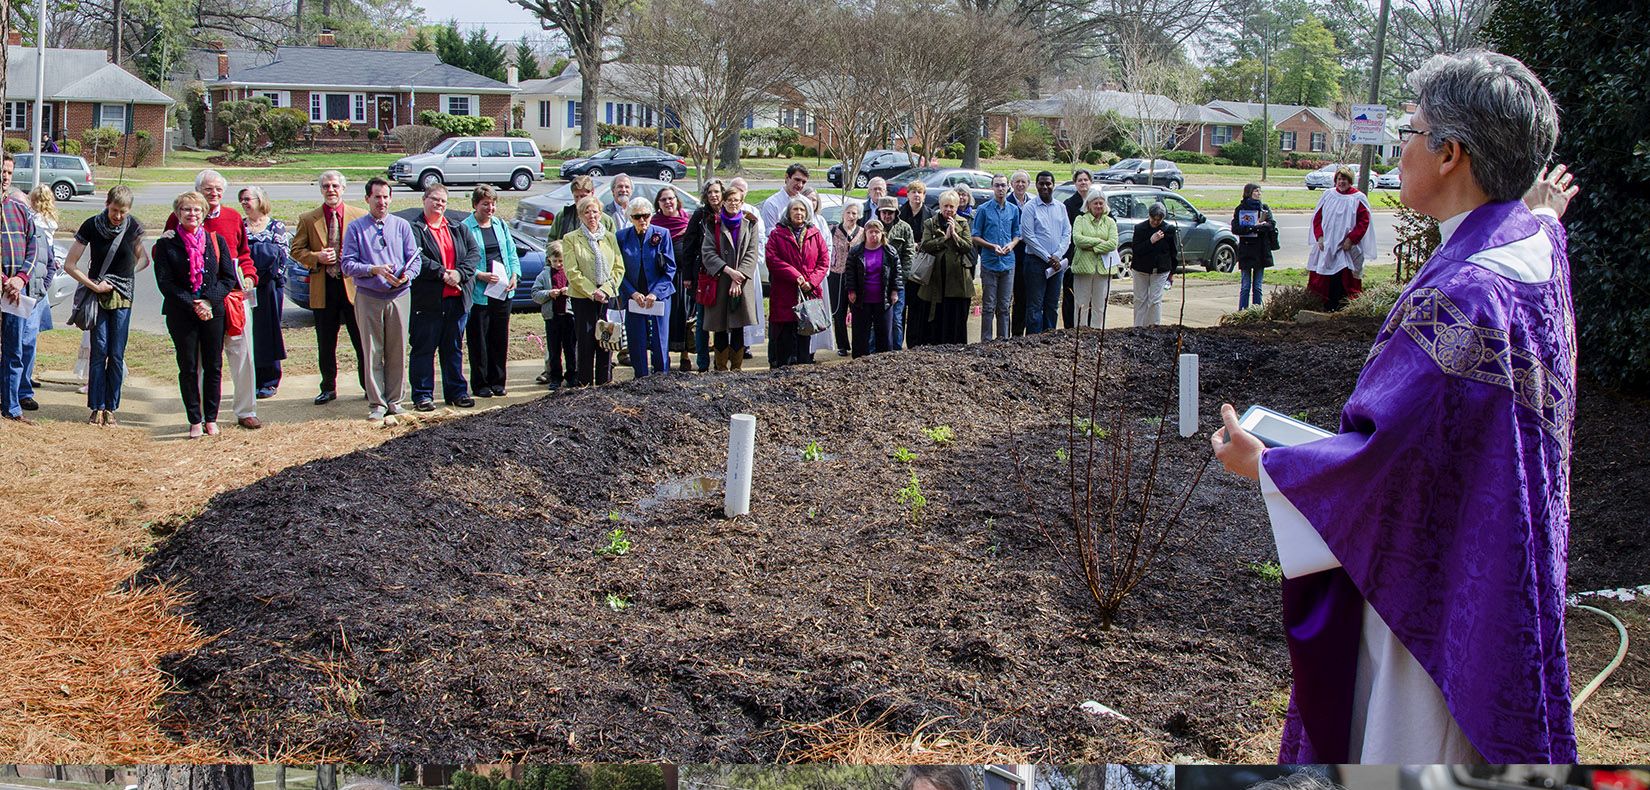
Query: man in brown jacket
291,170,368,404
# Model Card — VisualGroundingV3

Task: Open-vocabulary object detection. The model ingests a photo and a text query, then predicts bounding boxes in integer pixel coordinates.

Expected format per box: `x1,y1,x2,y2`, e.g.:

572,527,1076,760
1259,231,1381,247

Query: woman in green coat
916,190,976,345
1070,190,1120,329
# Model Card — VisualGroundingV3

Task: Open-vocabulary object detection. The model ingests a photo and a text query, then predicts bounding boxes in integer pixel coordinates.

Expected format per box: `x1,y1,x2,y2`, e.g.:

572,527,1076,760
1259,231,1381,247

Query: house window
1280,131,1297,151
99,103,127,131
309,93,367,123
806,112,816,136
1212,125,1233,146
1310,132,1326,152
538,100,550,128
442,95,477,116
3,101,26,131
257,91,289,108
781,107,795,128
566,100,582,129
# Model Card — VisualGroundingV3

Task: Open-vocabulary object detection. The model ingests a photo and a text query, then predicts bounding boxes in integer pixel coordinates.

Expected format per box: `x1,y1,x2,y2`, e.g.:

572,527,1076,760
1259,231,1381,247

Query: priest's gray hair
1409,49,1558,202
1247,772,1347,790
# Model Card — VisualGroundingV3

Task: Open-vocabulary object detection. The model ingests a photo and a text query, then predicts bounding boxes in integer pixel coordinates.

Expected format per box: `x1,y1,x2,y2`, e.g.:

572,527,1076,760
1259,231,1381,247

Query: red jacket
167,207,256,286
764,222,829,323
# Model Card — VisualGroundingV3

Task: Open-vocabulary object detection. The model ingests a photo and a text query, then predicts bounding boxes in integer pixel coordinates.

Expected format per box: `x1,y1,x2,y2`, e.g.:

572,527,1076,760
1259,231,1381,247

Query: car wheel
52,182,75,202
1210,241,1237,273
1117,247,1134,277
419,170,444,190
854,172,870,188
1168,178,1183,191
656,168,675,183
587,167,604,177
1307,185,1318,190
511,170,533,191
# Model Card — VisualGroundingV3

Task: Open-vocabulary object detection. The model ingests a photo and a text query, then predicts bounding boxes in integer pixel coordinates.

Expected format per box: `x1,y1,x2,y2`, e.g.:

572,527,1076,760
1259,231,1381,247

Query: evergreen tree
466,27,508,82
411,27,433,51
1274,14,1342,107
435,20,470,72
515,35,543,80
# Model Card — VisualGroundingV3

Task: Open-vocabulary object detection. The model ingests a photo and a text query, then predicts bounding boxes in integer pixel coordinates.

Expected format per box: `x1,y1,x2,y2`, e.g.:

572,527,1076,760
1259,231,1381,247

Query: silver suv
388,136,543,191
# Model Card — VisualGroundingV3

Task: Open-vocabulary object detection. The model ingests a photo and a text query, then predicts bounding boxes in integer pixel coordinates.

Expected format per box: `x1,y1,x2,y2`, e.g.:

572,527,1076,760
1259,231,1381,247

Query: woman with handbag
239,186,289,399
618,196,676,379
1070,191,1120,329
60,185,147,426
1231,183,1277,310
154,191,239,438
678,180,722,373
842,219,900,359
700,185,761,372
562,195,626,386
916,190,977,346
764,196,830,368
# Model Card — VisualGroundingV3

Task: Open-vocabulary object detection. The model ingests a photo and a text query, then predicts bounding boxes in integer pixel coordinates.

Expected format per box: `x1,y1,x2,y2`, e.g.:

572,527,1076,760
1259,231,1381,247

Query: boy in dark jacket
531,241,577,389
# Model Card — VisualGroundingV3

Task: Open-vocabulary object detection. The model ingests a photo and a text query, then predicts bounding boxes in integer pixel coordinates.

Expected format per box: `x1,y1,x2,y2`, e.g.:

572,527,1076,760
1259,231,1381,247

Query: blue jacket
616,223,676,303
462,214,522,305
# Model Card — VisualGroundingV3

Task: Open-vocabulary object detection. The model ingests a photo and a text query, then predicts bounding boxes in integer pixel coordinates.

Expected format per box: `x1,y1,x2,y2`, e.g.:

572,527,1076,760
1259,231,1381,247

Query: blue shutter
604,102,613,123
91,102,101,129
566,101,576,128
744,112,754,129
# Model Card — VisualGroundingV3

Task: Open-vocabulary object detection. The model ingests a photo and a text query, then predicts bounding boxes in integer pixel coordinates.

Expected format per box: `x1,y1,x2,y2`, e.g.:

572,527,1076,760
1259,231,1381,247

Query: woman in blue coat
463,185,523,396
616,196,676,378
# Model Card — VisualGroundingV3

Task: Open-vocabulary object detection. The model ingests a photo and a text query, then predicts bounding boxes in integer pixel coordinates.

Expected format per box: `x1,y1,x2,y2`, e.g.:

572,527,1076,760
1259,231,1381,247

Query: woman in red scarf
153,191,238,437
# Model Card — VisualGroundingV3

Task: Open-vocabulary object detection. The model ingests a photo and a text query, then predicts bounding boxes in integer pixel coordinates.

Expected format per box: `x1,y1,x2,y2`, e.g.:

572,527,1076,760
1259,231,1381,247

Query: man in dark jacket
1130,201,1177,327
408,184,479,409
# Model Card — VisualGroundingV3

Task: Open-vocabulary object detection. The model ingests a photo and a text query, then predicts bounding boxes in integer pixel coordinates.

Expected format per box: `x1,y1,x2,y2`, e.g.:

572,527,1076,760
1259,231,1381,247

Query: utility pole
31,0,45,187
1260,9,1271,183
1358,0,1392,195
111,0,123,62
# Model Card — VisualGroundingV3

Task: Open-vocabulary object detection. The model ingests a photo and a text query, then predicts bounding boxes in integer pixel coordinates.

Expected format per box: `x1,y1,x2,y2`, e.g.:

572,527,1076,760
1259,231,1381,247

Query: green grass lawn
56,197,530,233
94,149,403,185
1184,262,1399,288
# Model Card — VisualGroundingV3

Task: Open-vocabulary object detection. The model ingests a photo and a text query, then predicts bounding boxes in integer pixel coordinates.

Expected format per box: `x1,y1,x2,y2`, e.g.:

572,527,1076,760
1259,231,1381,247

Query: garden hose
1568,601,1629,712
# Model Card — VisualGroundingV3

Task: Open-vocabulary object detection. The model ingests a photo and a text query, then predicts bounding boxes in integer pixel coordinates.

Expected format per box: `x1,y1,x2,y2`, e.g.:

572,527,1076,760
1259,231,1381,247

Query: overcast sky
416,0,556,36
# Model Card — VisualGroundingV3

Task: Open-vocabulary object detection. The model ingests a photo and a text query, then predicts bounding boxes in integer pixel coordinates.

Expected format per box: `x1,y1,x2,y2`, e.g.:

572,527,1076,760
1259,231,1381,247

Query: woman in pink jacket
764,196,830,367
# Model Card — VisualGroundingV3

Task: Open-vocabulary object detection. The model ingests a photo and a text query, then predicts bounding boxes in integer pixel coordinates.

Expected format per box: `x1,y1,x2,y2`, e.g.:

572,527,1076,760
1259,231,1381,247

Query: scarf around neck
581,225,611,287
182,227,208,294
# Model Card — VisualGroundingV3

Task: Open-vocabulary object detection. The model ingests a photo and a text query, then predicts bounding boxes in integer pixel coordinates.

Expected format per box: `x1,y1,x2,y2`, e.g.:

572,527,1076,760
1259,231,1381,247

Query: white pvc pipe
1179,353,1199,438
724,413,757,517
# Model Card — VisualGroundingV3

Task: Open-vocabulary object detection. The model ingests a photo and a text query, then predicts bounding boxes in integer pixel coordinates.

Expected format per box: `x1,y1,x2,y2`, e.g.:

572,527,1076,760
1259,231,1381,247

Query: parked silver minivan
388,136,543,192
12,153,95,201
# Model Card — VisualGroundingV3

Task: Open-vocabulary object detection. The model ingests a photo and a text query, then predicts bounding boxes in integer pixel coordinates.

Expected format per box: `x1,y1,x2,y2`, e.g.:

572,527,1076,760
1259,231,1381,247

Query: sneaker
386,402,406,416
76,384,88,394
368,406,387,421
490,386,505,397
535,372,551,384
414,399,435,412
256,387,277,399
383,414,399,427
19,396,38,410
203,422,219,436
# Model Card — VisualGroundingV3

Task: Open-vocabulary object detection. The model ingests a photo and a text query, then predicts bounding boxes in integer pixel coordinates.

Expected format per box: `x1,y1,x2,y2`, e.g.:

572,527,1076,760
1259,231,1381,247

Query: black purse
68,219,129,329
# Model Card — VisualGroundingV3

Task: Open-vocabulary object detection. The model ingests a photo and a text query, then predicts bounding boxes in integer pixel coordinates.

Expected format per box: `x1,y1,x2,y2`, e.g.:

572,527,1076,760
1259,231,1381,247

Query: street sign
1350,104,1387,146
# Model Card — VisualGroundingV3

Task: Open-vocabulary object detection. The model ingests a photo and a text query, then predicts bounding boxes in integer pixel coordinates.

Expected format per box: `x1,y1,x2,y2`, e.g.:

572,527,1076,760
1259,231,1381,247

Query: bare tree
881,8,998,166
616,0,805,188
1056,87,1111,168
1113,25,1202,182
794,4,894,195
1385,0,1495,73
511,0,628,151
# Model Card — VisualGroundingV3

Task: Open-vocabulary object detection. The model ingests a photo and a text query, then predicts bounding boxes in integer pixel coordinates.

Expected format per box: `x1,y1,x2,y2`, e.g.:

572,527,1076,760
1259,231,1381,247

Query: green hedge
418,111,497,136
1162,150,1214,165
1488,0,1650,388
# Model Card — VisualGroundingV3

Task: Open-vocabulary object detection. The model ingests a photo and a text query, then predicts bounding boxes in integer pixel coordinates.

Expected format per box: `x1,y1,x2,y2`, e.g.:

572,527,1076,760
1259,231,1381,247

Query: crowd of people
0,153,1378,431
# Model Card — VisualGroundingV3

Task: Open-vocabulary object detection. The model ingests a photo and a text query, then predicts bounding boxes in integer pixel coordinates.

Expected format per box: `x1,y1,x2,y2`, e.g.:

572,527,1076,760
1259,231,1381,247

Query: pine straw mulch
0,413,462,761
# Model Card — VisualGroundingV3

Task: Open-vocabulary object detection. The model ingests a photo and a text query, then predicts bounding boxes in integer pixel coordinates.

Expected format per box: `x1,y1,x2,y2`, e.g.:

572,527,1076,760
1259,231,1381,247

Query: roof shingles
220,47,515,92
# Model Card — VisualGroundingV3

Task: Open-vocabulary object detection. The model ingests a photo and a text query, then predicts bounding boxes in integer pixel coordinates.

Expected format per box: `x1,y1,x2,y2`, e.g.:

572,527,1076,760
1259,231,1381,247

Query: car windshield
1114,159,1141,169
590,149,616,160
428,139,458,155
887,167,939,186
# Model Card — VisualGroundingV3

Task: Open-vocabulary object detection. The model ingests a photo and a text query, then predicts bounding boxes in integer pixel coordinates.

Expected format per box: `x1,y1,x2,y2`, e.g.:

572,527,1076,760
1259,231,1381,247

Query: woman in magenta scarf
651,186,693,370
153,191,238,437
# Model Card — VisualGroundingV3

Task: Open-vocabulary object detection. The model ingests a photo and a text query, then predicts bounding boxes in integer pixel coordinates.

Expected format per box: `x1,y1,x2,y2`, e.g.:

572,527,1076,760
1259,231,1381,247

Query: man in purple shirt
341,177,420,421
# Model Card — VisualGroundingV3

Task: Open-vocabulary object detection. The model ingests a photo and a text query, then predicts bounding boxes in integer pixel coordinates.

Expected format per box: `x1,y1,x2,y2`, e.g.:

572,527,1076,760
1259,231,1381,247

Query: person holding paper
1211,49,1580,763
1129,202,1177,327
0,151,39,423
340,177,420,421
1231,183,1277,310
1018,171,1070,334
408,184,479,410
291,170,367,406
616,196,676,379
1070,191,1120,329
239,185,288,400
463,184,522,398
563,195,626,386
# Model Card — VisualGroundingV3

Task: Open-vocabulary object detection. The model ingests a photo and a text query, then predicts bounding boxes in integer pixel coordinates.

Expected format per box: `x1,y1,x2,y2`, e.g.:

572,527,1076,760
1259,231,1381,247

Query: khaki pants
355,290,410,411
1073,273,1111,329
1132,271,1170,327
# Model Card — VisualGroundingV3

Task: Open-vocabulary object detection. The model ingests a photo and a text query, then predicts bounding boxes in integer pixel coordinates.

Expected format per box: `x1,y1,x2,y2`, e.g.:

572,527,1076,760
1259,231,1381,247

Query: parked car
512,176,701,243
388,136,544,192
1177,765,1341,790
1399,764,1606,790
1052,184,1239,273
11,153,94,201
557,145,688,182
1376,167,1401,189
1303,163,1364,190
885,167,996,211
285,209,548,312
827,150,915,188
1094,158,1185,189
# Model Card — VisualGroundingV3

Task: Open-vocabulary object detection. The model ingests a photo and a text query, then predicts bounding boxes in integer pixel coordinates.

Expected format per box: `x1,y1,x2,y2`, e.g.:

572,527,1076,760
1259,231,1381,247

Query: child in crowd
531,241,577,390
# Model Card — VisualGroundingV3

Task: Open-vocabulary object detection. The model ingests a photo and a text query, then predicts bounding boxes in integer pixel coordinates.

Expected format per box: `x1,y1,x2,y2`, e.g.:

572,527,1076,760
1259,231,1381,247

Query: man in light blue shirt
1019,170,1070,333
341,177,421,421
971,173,1020,341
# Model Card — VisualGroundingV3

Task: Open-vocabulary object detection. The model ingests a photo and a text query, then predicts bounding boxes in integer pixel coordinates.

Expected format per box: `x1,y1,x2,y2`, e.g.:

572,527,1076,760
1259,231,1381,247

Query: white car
1376,167,1402,189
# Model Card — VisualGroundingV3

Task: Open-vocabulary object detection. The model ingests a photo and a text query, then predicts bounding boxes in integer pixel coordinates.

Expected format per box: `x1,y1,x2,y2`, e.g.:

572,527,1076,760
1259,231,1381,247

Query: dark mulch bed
138,319,1644,762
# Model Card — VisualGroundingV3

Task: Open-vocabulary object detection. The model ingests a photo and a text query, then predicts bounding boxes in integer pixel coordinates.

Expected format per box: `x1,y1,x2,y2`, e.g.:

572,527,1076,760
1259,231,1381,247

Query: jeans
889,284,907,350
1239,268,1264,309
979,267,1014,341
409,295,470,403
626,301,670,378
17,296,48,400
1022,258,1061,333
87,306,131,411
694,303,711,371
0,312,23,417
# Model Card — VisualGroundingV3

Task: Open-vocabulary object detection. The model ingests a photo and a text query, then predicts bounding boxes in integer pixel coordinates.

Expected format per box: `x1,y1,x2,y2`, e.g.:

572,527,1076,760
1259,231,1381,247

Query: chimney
317,29,337,47
6,31,21,46
217,51,230,80
507,65,519,86
1401,101,1418,114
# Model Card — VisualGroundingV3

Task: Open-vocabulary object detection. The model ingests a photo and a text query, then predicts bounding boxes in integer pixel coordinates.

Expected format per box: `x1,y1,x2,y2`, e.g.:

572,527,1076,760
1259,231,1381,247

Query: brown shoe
88,410,103,425
713,348,729,371
238,416,263,429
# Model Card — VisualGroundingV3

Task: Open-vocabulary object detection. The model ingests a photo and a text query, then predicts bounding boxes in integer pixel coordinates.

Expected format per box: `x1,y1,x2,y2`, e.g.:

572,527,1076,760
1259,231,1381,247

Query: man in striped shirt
1,152,39,423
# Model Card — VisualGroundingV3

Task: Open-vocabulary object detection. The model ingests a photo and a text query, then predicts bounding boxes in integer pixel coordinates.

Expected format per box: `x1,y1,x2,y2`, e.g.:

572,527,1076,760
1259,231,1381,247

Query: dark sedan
1095,158,1185,189
827,149,915,188
886,167,997,211
558,145,688,182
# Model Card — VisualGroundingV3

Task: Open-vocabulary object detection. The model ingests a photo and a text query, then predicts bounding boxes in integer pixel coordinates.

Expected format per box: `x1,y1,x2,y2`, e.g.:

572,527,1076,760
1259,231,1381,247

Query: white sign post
1350,104,1388,146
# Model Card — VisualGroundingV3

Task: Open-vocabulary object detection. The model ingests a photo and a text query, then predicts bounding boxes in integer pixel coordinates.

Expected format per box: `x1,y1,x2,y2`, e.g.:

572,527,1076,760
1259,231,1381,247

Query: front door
376,96,396,134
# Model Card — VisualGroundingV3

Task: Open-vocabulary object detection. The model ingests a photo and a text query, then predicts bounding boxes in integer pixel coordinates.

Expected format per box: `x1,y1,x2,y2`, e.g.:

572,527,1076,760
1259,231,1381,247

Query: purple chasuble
1263,200,1578,763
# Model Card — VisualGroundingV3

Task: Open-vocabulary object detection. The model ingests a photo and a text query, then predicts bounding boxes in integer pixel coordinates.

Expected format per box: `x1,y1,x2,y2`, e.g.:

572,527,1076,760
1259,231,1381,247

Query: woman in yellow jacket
561,195,627,386
1070,191,1120,329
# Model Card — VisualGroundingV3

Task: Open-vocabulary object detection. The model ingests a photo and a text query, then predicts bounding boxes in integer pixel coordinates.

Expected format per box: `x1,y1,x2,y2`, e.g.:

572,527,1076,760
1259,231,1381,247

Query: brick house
985,88,1238,156
3,41,174,165
206,34,516,147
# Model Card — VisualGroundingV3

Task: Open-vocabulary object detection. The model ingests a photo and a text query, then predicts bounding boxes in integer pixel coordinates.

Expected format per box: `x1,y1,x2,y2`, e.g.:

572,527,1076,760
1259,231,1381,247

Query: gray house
3,41,175,164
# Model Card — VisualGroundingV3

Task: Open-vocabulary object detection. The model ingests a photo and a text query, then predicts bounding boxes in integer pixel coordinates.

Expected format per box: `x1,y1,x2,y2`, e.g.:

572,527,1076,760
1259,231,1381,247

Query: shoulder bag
909,250,936,285
793,294,831,336
68,219,129,330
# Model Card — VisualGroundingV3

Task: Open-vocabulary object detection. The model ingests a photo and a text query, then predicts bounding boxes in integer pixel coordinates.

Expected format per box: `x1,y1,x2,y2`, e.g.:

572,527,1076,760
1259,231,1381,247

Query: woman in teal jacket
463,184,523,397
1070,190,1120,329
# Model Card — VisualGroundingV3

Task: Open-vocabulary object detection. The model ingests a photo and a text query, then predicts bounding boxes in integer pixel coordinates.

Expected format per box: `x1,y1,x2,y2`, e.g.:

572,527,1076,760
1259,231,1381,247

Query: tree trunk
316,765,337,790
961,109,982,168
274,767,286,790
138,766,231,790
578,58,600,151
717,130,740,171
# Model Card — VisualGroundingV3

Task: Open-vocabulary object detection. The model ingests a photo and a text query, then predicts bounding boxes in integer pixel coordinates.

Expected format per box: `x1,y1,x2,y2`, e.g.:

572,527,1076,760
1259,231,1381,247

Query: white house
514,61,784,151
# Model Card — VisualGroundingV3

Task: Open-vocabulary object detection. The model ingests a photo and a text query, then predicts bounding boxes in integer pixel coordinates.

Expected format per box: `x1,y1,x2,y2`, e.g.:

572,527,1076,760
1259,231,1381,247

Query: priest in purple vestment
1212,49,1582,764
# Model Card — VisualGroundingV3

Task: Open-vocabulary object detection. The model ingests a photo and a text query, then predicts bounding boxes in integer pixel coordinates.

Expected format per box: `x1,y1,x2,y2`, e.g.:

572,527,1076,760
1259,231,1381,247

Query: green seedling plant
896,470,928,524
607,510,621,522
1055,447,1070,463
605,593,631,610
596,528,632,557
891,446,917,463
1248,560,1284,584
922,425,955,445
1292,410,1311,422
803,440,826,462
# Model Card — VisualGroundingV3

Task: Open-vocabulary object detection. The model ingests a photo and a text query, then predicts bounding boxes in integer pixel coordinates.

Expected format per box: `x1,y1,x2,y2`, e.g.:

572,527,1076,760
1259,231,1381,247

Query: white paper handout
483,261,512,300
241,287,258,309
0,294,36,318
1045,260,1065,279
627,299,666,316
